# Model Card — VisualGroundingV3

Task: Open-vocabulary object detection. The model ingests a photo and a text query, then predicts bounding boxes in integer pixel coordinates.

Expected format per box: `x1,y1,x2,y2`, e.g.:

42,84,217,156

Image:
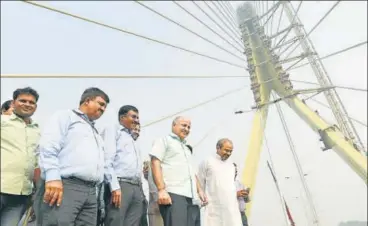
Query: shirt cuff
149,153,163,162
109,177,120,192
45,169,61,182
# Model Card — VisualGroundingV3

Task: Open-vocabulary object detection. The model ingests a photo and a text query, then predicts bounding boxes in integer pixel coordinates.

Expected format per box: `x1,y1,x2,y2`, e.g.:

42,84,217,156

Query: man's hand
198,189,208,206
157,189,172,205
237,189,249,198
33,168,41,185
111,189,122,208
44,180,63,206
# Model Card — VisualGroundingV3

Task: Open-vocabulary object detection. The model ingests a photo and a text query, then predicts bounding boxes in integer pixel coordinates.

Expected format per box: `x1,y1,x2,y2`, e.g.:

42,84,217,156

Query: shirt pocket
27,128,40,151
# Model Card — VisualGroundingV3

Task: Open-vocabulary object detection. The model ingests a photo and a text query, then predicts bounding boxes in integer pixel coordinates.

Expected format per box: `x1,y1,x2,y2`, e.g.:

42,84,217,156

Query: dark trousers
140,199,148,226
159,192,195,226
188,205,200,226
241,211,249,226
0,193,29,226
104,181,144,226
33,178,98,226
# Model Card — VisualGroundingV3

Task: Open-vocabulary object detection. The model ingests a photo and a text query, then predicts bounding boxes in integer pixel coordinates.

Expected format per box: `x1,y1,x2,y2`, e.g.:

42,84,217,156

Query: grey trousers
140,198,148,226
0,193,29,226
159,192,193,226
104,181,144,226
148,193,163,226
34,178,98,226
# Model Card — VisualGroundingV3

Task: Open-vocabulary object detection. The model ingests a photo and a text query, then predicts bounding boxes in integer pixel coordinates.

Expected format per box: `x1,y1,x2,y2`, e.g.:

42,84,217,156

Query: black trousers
159,192,198,226
34,178,98,226
188,204,200,226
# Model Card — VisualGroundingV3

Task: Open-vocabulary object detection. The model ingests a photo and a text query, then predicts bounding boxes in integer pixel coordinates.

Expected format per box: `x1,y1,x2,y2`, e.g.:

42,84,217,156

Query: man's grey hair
216,138,233,149
172,116,189,126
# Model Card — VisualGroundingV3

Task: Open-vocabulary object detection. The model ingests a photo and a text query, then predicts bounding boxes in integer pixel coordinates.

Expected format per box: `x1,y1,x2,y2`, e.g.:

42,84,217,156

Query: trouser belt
117,177,142,186
64,176,99,187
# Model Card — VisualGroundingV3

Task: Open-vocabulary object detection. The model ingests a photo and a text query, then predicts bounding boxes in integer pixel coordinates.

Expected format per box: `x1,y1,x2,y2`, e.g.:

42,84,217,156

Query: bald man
197,138,243,226
149,116,206,226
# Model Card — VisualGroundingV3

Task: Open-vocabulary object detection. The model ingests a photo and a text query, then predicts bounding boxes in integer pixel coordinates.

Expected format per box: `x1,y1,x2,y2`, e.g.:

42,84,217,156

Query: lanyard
72,110,101,150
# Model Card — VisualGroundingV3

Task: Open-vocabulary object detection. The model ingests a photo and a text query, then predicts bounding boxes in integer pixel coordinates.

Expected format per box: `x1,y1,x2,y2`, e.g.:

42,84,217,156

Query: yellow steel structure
237,3,367,219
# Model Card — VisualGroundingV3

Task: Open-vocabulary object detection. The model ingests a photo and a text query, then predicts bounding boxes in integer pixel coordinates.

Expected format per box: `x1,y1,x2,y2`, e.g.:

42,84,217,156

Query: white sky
1,1,367,226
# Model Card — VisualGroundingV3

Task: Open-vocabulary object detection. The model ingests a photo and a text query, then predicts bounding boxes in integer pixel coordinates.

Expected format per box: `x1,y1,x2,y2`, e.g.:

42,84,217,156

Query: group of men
1,86,250,226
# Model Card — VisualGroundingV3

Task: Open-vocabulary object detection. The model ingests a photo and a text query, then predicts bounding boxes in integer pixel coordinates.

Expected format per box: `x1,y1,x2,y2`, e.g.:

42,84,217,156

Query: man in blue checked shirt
34,87,110,226
102,105,144,226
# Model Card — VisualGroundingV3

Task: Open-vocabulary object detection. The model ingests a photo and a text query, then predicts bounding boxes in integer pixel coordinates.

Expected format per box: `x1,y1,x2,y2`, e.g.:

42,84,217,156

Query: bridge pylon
236,1,367,222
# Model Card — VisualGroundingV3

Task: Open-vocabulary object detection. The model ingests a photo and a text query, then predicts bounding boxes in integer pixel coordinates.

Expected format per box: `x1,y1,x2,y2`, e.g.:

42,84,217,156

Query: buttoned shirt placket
73,110,102,182
177,137,195,199
121,127,140,179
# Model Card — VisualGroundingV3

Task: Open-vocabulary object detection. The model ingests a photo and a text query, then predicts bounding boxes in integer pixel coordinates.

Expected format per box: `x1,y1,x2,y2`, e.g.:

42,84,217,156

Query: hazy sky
1,1,367,225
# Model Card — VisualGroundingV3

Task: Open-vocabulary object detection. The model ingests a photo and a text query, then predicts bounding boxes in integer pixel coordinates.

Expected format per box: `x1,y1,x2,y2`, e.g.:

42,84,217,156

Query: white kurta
198,154,243,226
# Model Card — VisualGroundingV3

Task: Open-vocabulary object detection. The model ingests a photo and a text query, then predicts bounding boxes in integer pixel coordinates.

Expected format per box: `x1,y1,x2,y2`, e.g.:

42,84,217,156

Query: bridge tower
236,1,367,224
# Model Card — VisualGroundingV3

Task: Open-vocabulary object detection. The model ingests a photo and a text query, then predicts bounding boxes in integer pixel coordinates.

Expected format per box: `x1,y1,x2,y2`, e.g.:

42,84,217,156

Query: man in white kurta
198,138,243,226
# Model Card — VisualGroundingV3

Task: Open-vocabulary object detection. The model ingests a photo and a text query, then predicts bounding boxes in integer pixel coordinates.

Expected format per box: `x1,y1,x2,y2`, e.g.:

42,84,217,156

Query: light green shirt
150,133,196,198
1,114,40,195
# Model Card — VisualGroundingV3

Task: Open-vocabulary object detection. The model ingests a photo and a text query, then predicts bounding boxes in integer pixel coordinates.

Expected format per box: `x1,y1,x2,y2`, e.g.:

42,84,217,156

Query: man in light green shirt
0,87,41,226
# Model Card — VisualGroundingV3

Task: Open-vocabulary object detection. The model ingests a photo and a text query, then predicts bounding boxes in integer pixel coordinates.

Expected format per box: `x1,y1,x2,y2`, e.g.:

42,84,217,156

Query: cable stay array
272,93,320,225
289,40,368,70
283,1,342,60
21,1,246,69
134,1,245,62
142,85,247,128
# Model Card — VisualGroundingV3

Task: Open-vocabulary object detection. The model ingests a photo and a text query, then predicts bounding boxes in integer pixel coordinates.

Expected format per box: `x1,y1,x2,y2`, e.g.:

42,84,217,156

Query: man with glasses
35,87,110,226
102,105,145,226
150,116,207,226
1,87,41,226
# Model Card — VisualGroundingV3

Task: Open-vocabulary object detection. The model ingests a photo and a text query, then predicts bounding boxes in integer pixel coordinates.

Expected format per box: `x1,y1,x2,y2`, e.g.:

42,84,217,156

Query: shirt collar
73,109,95,126
215,153,225,161
119,124,131,134
9,113,38,127
169,133,187,144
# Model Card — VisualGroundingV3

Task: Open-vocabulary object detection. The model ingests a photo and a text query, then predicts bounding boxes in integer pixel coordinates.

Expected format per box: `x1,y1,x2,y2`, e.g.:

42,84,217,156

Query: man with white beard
198,138,243,226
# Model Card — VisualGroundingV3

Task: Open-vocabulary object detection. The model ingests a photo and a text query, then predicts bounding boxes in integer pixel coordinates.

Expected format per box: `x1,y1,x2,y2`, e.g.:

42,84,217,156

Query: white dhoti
198,155,243,226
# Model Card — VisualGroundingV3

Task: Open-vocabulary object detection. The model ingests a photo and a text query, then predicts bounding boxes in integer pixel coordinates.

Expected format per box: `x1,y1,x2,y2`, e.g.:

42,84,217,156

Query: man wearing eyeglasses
102,105,145,226
150,116,207,226
35,87,110,226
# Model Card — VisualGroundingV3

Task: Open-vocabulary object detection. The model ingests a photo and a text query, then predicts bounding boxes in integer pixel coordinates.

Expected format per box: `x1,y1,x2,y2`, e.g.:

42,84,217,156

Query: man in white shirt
198,138,243,226
150,116,206,226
